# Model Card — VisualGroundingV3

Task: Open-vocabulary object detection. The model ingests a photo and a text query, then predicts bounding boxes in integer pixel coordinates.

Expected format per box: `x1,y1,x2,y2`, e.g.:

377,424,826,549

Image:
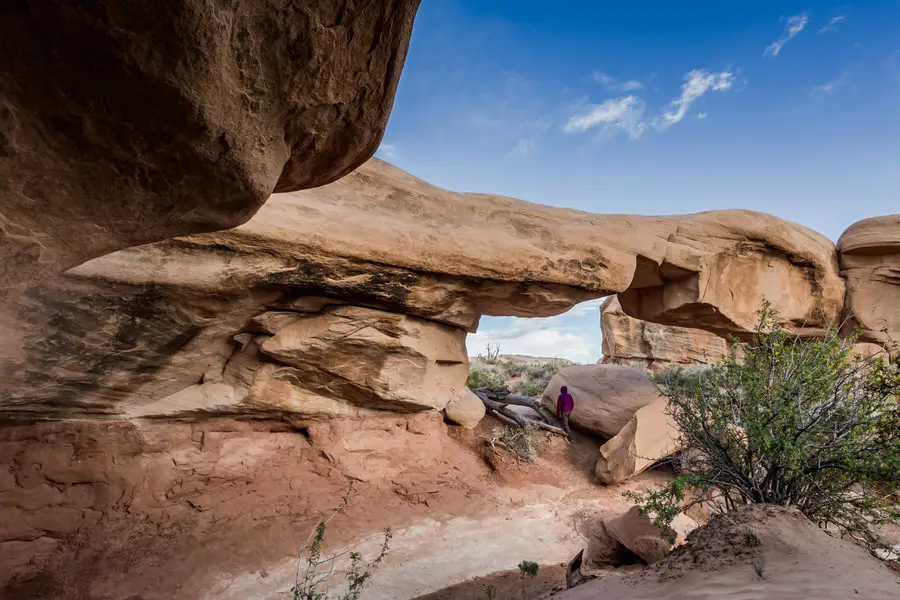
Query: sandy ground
201,419,670,600
1,412,669,599
555,505,900,600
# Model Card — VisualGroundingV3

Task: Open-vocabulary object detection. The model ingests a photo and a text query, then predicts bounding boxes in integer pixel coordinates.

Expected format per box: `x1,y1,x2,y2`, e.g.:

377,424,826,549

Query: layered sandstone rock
838,216,900,351
595,397,682,484
541,365,664,438
0,1,420,294
1,159,848,421
600,296,730,371
603,506,698,564
616,213,845,338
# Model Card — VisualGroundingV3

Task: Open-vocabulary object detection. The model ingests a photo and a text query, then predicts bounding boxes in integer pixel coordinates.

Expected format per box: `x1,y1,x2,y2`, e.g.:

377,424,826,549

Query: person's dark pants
560,411,573,440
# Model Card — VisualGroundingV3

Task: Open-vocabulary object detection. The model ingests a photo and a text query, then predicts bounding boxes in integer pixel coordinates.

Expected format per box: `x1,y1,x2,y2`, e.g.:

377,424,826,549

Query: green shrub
292,482,391,600
504,363,527,378
513,378,546,397
466,367,506,390
627,302,900,553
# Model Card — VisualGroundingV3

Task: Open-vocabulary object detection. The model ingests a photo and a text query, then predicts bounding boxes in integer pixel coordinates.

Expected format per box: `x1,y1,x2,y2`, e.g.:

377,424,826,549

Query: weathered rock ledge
0,159,863,422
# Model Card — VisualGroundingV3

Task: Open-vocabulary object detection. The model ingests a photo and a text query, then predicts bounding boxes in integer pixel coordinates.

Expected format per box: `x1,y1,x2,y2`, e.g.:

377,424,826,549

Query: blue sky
376,1,900,363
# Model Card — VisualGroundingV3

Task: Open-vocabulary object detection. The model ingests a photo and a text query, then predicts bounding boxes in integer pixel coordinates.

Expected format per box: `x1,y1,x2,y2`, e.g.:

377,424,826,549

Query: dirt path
203,421,670,600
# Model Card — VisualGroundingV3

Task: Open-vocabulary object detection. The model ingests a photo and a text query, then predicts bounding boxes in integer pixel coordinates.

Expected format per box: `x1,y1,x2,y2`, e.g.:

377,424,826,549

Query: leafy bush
466,366,506,390
628,303,900,553
293,482,391,600
513,378,546,397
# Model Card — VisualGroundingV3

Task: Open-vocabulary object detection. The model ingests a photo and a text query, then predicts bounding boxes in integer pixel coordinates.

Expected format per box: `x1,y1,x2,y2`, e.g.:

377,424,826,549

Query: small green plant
482,584,498,600
292,481,392,600
517,561,539,599
488,426,545,462
751,555,766,578
628,302,900,555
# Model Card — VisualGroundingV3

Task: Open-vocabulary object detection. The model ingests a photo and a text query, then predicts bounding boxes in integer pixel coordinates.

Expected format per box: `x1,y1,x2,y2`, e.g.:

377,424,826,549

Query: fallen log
474,388,568,437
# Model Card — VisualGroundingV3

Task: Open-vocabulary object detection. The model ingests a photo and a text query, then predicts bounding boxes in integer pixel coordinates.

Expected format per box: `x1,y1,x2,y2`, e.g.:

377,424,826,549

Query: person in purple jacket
556,385,575,441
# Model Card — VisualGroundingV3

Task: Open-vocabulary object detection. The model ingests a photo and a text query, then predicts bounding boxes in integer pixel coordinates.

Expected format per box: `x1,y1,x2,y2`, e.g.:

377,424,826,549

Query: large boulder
443,390,487,428
541,365,664,438
603,506,698,564
838,216,900,352
594,397,682,484
600,296,730,371
0,1,420,294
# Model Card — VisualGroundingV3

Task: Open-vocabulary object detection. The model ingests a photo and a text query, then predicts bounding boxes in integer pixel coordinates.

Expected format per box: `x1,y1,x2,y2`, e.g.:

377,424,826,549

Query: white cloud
657,69,734,129
466,299,607,364
563,96,647,139
509,137,535,157
819,15,846,34
565,68,736,140
765,14,809,57
696,112,708,120
377,143,397,159
468,325,601,364
592,71,644,92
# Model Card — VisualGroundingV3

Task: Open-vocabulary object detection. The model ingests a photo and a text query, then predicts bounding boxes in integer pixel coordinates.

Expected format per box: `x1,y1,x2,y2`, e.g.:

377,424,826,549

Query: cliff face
600,296,730,371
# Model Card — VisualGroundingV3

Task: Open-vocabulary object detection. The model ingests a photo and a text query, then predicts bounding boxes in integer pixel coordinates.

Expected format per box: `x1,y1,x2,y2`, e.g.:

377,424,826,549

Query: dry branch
473,387,567,437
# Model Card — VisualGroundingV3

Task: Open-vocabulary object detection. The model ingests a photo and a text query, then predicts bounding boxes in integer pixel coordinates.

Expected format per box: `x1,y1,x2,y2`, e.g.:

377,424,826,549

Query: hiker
556,385,574,441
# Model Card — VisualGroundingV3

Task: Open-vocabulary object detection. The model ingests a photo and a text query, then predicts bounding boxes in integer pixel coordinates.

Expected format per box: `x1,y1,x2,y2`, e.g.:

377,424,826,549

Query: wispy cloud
564,68,735,139
509,137,535,157
563,96,647,138
765,14,809,57
819,15,846,34
696,112,708,120
657,70,734,129
377,143,397,160
812,72,850,96
466,308,604,364
592,71,644,92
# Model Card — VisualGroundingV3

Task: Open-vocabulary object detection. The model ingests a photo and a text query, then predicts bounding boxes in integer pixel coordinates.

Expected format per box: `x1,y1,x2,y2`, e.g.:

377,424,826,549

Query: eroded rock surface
600,296,730,371
0,159,852,422
0,1,420,294
838,215,900,351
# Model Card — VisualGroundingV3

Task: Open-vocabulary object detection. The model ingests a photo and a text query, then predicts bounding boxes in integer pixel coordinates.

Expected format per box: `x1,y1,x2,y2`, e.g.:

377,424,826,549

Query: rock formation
541,365,664,438
595,397,682,484
560,505,900,600
0,1,421,295
600,296,730,371
602,506,698,564
838,215,900,352
1,159,849,422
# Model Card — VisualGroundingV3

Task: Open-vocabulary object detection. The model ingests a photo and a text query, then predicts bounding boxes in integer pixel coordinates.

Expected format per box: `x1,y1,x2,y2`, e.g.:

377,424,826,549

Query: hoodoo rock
541,365,664,438
600,296,730,371
0,1,420,294
838,215,900,352
0,159,853,421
